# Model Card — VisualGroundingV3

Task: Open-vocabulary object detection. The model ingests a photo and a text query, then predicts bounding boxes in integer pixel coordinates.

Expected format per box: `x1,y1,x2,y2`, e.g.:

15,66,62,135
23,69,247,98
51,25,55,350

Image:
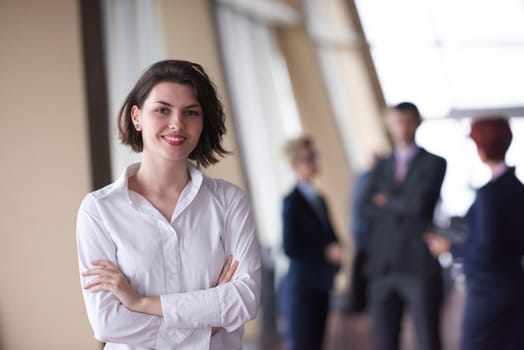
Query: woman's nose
168,112,183,130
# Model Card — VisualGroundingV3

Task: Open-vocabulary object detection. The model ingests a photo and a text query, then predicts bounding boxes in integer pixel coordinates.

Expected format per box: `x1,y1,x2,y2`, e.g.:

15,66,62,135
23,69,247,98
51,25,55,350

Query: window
215,3,302,254
356,0,524,117
356,0,524,217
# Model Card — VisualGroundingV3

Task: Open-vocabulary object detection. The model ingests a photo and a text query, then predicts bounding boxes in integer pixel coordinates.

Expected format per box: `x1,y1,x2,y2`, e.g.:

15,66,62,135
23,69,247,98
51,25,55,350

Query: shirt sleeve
160,187,262,332
76,195,193,347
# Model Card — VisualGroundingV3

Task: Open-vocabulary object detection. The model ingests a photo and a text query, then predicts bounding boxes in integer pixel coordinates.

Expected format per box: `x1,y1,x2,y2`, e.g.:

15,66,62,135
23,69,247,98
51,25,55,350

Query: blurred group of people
279,102,524,350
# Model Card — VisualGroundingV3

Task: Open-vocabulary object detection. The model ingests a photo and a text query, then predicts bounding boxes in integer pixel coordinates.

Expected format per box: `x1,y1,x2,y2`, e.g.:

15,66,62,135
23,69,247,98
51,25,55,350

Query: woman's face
387,109,419,148
131,82,204,164
292,147,319,182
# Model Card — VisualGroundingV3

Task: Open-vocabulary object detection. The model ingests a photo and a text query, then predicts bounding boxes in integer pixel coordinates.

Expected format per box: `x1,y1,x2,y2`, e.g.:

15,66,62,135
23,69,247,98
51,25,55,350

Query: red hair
469,116,512,161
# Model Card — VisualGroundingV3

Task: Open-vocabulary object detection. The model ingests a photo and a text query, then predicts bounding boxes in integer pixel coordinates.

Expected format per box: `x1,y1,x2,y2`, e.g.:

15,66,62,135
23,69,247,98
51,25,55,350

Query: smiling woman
130,82,204,168
76,60,261,350
117,61,229,168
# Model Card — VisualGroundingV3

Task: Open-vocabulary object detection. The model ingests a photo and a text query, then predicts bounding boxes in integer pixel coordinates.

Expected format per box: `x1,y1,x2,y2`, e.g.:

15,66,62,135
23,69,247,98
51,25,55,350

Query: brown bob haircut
470,116,512,162
118,59,229,168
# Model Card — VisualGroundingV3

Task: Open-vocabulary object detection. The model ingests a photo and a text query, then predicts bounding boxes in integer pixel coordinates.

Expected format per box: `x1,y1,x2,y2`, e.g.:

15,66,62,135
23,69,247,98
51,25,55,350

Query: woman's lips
162,135,186,145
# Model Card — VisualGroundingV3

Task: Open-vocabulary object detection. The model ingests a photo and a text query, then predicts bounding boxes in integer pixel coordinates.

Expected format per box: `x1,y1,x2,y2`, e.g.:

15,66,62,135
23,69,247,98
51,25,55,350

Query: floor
246,282,466,350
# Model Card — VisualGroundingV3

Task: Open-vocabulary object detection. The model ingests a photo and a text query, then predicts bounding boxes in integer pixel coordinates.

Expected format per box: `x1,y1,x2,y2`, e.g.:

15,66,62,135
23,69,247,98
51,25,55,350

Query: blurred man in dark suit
360,102,446,350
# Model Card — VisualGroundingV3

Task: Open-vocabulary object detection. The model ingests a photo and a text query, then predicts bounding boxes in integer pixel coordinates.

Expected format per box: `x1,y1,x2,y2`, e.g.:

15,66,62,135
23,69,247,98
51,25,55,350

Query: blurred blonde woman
281,136,342,350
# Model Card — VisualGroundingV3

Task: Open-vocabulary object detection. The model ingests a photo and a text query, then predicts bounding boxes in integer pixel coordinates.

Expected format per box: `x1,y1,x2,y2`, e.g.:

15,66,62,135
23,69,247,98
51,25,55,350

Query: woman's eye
185,110,201,117
156,107,169,115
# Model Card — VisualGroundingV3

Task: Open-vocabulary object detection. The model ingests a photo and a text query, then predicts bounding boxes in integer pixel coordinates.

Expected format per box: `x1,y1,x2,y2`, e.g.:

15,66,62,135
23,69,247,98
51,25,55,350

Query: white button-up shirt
76,163,261,349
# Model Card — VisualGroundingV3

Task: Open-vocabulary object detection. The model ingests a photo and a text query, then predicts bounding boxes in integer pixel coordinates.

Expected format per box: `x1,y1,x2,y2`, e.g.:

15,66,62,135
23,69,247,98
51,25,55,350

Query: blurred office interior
1,0,523,349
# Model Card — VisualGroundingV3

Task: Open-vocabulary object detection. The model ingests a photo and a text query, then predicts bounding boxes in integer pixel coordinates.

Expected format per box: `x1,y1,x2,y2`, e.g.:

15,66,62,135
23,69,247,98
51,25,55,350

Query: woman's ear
476,146,488,163
131,105,141,125
130,105,142,131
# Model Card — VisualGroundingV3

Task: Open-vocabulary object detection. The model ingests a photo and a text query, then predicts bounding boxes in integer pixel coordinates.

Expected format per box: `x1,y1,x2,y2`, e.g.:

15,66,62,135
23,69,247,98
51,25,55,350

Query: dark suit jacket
282,187,339,291
352,170,373,253
461,167,524,288
453,168,524,349
361,147,447,278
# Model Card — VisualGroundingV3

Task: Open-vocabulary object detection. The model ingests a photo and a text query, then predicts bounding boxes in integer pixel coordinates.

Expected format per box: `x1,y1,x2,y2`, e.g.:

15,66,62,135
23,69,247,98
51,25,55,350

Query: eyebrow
155,100,173,107
154,101,201,109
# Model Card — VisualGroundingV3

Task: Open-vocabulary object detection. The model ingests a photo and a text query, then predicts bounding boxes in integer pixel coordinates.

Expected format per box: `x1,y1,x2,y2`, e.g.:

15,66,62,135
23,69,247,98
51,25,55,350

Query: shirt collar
116,162,204,215
175,163,204,220
491,162,509,181
115,163,141,204
296,182,319,202
395,144,419,162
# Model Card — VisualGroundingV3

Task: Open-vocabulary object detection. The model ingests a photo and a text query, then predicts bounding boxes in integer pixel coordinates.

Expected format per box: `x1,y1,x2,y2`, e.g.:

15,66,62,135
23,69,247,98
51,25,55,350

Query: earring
134,123,141,131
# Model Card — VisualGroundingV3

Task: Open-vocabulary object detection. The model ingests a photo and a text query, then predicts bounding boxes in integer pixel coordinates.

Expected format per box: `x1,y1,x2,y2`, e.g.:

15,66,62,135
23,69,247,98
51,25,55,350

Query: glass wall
356,0,524,116
102,0,166,179
215,2,303,280
355,0,524,218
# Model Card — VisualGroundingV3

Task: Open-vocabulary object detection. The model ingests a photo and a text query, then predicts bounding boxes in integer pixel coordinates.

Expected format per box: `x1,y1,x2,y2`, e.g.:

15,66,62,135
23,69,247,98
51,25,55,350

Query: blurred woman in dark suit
281,136,343,350
426,116,524,350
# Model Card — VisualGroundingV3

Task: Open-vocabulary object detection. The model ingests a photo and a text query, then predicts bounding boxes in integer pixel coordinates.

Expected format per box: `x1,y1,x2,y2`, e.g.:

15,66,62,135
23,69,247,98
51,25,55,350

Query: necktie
311,195,329,228
395,157,408,183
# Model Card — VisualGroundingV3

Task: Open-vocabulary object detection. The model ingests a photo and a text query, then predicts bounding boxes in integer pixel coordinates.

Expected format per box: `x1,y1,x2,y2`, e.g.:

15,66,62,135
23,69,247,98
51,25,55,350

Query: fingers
224,260,238,282
216,255,239,285
81,260,120,279
83,276,113,290
86,284,108,292
82,268,114,278
90,260,119,272
217,255,232,285
219,255,232,277
424,232,435,241
424,234,450,257
82,260,121,291
82,267,118,290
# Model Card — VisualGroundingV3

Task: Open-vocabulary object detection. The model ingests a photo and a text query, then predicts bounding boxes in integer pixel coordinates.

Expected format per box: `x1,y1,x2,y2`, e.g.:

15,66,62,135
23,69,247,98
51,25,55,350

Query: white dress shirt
76,163,261,350
394,145,418,183
296,182,325,223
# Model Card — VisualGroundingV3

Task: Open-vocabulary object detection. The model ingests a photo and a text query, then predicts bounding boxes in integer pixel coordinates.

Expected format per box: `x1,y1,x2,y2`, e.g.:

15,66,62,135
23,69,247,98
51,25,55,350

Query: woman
426,116,524,350
281,136,342,350
77,60,261,350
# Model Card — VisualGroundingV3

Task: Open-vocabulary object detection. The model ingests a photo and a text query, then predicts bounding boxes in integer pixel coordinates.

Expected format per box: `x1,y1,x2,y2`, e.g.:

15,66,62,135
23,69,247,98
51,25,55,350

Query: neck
397,143,415,152
134,152,190,194
296,175,314,184
485,160,505,173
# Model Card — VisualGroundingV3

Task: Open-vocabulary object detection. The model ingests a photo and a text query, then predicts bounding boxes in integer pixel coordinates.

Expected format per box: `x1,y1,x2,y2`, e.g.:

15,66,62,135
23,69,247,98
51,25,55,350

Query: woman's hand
215,255,238,286
325,242,344,265
82,260,143,312
424,232,451,258
212,255,238,335
82,256,238,326
373,192,388,207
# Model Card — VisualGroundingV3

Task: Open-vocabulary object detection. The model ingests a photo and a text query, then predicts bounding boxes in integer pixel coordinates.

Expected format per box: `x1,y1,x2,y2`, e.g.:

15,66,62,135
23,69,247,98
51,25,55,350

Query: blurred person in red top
426,116,524,350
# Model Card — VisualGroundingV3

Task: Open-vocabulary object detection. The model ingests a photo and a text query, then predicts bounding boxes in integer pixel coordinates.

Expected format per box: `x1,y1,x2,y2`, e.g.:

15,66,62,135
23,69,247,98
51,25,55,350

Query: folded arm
362,158,447,220
77,202,188,347
79,189,261,340
160,189,261,331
